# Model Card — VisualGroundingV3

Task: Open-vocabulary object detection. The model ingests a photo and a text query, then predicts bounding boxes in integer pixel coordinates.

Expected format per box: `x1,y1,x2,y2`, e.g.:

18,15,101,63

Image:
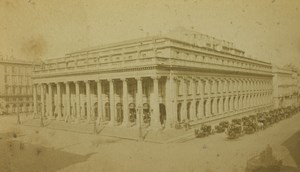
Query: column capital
224,77,230,81
120,77,128,82
151,76,160,80
166,75,176,80
177,76,184,80
218,77,224,82
191,77,198,82
180,77,189,83
186,76,196,81
107,78,115,83
199,78,206,82
195,76,202,80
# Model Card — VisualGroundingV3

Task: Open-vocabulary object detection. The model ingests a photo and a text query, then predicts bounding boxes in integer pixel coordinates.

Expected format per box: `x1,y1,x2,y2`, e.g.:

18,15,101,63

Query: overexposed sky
0,0,300,67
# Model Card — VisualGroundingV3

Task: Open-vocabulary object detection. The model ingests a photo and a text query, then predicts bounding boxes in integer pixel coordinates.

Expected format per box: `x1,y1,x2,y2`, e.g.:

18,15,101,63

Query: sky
0,0,300,68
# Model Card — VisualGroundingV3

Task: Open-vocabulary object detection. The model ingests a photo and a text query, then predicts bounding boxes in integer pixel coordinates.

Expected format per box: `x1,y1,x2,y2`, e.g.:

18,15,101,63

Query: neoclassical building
272,66,299,108
32,28,273,129
0,58,34,114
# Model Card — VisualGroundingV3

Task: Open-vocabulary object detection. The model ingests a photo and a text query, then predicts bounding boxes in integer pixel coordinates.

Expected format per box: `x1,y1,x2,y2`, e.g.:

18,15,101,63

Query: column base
108,121,115,126
150,125,162,131
150,122,162,130
121,121,129,127
75,118,80,123
96,118,102,125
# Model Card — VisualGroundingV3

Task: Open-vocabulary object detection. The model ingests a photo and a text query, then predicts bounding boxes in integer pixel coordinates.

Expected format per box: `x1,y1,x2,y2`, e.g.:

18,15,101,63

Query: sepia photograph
1,0,300,171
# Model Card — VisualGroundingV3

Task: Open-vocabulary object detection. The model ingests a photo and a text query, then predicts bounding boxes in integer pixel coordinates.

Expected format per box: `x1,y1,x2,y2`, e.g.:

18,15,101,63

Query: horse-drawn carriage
214,121,229,133
242,117,257,134
226,123,244,139
195,124,212,138
232,118,242,125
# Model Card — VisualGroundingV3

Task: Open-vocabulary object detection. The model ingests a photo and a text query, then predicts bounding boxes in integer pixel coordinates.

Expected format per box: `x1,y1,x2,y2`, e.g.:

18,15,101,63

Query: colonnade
175,76,273,122
33,76,165,129
33,75,273,129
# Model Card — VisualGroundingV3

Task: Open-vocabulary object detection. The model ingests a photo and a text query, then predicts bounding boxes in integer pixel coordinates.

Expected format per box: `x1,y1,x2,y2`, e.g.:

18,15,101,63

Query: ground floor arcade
33,73,273,129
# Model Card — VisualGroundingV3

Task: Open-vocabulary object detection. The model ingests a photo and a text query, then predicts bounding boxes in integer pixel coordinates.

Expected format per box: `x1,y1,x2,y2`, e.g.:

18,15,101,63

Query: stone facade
33,29,274,129
0,59,34,114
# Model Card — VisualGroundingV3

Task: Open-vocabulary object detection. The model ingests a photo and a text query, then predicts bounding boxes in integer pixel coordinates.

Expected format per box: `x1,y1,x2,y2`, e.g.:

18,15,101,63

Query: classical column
65,82,70,121
197,78,205,118
211,79,218,115
181,78,188,120
57,82,62,120
166,75,177,128
243,95,246,108
230,96,234,112
151,76,160,128
33,84,37,118
85,80,91,122
198,99,204,118
234,95,238,111
245,95,249,108
205,79,211,117
205,98,211,117
190,78,197,120
48,83,53,119
224,96,229,113
41,84,45,118
165,76,172,128
212,97,217,115
219,97,223,114
75,81,80,122
97,80,103,125
109,79,115,125
136,77,143,128
238,95,242,110
121,78,129,127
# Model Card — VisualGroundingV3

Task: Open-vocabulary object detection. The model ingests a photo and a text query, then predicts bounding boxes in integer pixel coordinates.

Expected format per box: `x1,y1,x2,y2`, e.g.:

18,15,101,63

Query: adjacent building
272,66,300,108
0,58,34,114
32,28,274,129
